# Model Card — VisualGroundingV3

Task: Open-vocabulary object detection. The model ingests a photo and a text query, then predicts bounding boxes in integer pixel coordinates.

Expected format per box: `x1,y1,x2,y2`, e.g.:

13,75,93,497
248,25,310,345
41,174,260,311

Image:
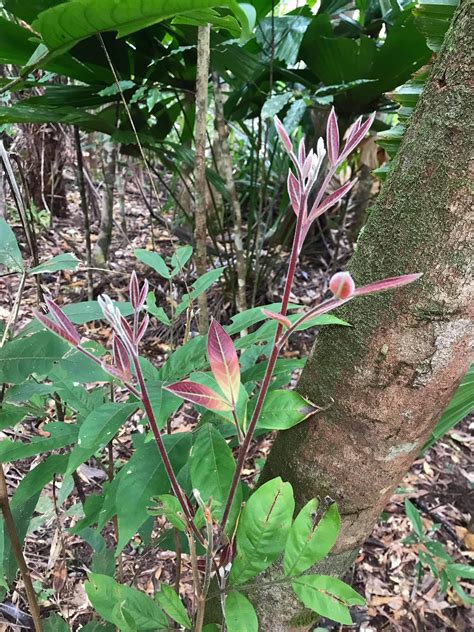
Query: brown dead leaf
53,559,67,595
464,531,474,550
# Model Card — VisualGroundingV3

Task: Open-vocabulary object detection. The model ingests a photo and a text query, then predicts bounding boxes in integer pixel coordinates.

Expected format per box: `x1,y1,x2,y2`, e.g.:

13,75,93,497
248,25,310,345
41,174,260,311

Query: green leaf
116,433,192,551
255,390,317,431
224,591,258,632
32,0,250,63
148,494,187,531
0,331,68,383
0,217,23,272
190,423,237,521
67,403,137,474
284,500,341,577
43,614,70,631
414,0,458,52
405,499,425,537
0,403,29,429
230,477,294,585
135,249,171,279
29,252,80,274
146,293,171,326
85,574,168,631
175,267,226,316
423,364,473,452
0,423,78,462
80,622,115,632
155,584,191,629
171,245,193,276
292,575,364,625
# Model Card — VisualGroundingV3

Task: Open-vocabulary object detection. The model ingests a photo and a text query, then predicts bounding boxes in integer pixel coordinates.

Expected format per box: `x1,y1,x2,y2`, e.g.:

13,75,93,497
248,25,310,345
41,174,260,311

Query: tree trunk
194,25,211,334
93,138,116,266
259,2,473,629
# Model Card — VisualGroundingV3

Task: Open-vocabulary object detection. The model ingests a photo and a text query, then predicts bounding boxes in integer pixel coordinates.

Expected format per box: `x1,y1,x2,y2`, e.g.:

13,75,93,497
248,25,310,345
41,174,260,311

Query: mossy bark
258,2,473,629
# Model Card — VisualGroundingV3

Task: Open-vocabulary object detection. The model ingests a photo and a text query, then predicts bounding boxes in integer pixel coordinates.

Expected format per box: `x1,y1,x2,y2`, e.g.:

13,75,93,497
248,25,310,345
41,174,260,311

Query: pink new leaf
262,309,292,329
274,115,293,154
354,273,423,297
129,271,140,309
339,113,375,163
327,107,339,166
44,297,81,345
308,179,356,223
164,381,232,411
137,279,149,311
34,309,79,347
208,319,240,405
113,335,131,380
135,314,149,343
298,138,306,166
287,171,301,215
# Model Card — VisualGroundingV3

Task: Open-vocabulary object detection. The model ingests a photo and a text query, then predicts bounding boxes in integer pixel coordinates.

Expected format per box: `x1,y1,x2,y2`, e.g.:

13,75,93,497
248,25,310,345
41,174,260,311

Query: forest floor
0,186,473,631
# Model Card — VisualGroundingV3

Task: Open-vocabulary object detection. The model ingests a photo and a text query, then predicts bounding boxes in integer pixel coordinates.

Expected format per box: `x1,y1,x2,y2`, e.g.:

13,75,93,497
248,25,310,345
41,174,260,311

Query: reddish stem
219,196,306,534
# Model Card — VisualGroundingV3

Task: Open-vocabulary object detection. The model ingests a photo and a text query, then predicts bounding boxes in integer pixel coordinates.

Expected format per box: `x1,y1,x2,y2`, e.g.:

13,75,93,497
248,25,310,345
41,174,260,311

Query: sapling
35,109,421,631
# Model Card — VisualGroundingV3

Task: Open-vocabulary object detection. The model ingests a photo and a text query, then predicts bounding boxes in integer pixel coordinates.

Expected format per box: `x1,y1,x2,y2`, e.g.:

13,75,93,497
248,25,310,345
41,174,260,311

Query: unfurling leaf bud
326,107,339,166
329,271,356,300
274,115,293,154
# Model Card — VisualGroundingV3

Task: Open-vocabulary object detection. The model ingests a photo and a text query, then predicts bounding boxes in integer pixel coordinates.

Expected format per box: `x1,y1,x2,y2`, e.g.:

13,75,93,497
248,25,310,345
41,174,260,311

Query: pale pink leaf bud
136,279,149,311
302,149,314,180
326,107,340,166
129,271,140,309
329,271,356,300
298,138,306,166
135,314,149,344
274,115,293,154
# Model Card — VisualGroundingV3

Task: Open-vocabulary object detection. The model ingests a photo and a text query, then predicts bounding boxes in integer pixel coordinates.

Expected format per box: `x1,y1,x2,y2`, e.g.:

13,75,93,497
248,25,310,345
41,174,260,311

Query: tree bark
194,25,211,334
259,2,473,629
93,138,116,266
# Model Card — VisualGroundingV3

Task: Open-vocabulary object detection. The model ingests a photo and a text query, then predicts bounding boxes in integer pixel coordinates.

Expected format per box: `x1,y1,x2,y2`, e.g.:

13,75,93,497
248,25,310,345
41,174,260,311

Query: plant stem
0,466,43,632
188,531,205,632
74,126,94,301
132,356,205,545
220,195,306,534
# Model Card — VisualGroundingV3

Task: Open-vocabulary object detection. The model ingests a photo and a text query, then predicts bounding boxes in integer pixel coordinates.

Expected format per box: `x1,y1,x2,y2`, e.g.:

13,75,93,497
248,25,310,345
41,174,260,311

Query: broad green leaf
414,0,458,51
190,424,236,521
0,423,78,462
43,614,70,631
116,433,192,551
0,403,29,429
0,331,68,383
32,0,251,62
13,454,68,506
284,500,341,577
291,575,364,625
155,584,191,629
255,390,317,431
85,574,168,631
230,477,294,585
224,591,258,632
49,368,99,417
135,249,171,279
146,293,171,326
80,621,115,632
148,494,187,531
67,403,137,474
0,217,23,272
175,267,226,315
171,245,193,275
29,252,79,274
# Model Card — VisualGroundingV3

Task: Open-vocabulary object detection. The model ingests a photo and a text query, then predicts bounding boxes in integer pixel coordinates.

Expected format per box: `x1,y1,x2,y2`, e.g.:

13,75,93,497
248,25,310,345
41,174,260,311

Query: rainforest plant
0,110,421,631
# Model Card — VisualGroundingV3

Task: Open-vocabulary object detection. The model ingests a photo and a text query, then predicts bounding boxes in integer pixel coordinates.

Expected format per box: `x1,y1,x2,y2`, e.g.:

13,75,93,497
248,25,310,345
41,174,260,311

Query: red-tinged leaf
308,180,356,223
120,315,134,343
136,314,149,343
137,279,149,310
208,319,240,404
164,381,232,411
327,107,339,166
302,149,314,180
339,113,375,163
353,273,422,297
329,271,355,300
129,271,140,309
44,297,81,345
287,171,301,215
113,335,131,379
347,115,362,142
262,309,292,329
274,115,293,153
298,138,306,166
34,309,79,346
